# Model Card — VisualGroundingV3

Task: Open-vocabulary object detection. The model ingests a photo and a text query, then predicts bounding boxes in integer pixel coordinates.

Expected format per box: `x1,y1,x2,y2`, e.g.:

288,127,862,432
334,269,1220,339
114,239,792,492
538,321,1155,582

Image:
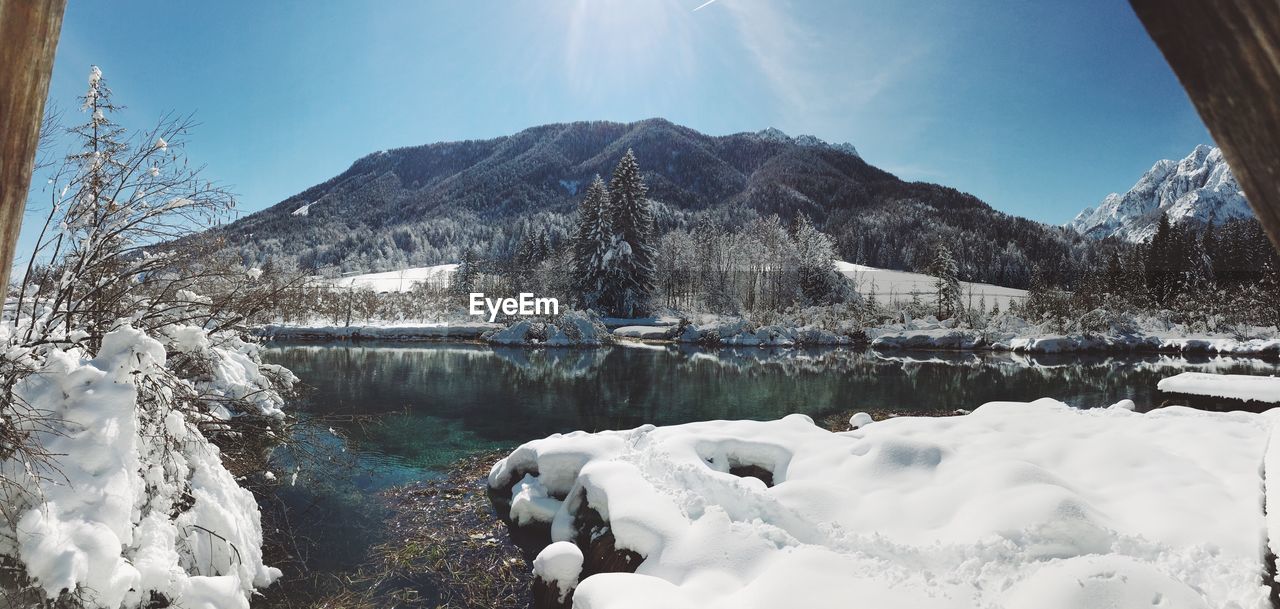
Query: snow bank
871,315,1280,356
1,326,280,608
870,328,982,350
612,325,677,340
599,315,683,329
491,400,1275,608
675,317,854,347
259,321,498,341
1158,372,1280,404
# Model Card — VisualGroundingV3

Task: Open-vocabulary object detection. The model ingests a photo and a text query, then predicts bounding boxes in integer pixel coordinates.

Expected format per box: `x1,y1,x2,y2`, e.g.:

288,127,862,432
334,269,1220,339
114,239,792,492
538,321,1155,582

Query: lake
260,342,1280,574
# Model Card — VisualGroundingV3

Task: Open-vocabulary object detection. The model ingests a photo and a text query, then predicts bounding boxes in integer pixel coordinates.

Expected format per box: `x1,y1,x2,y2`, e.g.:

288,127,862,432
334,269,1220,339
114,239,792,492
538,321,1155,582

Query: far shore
254,321,1280,359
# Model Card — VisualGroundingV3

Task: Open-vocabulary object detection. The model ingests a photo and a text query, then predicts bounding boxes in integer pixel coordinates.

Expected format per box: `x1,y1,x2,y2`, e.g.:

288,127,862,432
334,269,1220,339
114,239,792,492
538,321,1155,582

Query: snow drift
490,399,1277,608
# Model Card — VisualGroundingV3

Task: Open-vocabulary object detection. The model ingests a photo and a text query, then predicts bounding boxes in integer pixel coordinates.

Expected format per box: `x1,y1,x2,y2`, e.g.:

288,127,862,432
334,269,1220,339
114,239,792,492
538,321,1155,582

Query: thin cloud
717,0,928,133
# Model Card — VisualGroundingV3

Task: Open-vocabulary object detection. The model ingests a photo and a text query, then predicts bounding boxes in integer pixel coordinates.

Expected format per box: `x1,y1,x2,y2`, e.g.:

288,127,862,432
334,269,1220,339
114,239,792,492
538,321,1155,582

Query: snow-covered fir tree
928,243,962,319
450,249,480,297
571,175,611,310
600,149,657,317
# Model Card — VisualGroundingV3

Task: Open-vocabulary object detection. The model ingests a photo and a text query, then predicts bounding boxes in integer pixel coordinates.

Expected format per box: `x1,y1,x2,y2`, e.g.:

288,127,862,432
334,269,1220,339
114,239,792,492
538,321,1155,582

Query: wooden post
1130,0,1280,252
0,0,66,303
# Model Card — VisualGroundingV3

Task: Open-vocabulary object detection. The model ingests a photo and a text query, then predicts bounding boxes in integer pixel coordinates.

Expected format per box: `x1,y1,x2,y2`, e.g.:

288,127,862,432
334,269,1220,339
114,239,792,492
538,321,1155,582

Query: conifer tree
928,244,962,319
601,149,656,317
571,176,611,310
1104,251,1124,295
512,229,551,292
1201,221,1218,284
1145,213,1176,306
450,250,479,297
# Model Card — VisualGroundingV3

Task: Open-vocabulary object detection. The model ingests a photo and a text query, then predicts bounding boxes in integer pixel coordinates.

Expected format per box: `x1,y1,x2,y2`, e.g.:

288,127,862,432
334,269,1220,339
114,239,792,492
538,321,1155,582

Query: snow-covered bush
0,66,297,608
484,310,613,347
0,324,292,608
672,314,856,347
1076,308,1139,337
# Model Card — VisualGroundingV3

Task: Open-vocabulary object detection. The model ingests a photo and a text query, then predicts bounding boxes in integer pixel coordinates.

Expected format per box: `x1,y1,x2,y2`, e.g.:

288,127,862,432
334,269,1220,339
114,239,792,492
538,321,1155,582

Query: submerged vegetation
259,450,530,609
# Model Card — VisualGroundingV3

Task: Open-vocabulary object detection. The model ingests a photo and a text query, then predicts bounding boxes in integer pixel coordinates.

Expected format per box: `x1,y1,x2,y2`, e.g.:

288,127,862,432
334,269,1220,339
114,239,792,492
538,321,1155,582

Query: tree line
440,150,857,320
1019,213,1280,333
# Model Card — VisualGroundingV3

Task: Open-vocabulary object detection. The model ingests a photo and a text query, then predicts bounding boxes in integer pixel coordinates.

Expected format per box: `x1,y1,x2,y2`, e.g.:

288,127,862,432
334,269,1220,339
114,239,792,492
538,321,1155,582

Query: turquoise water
260,342,1280,572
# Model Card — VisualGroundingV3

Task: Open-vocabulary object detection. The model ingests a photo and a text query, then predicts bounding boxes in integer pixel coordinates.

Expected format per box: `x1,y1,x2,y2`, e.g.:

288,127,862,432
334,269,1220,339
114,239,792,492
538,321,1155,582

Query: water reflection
259,342,1279,574
267,342,1280,449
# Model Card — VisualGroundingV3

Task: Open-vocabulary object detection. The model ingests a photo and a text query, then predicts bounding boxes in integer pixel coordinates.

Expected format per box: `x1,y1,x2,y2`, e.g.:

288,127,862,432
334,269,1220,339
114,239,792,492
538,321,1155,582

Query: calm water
260,342,1280,572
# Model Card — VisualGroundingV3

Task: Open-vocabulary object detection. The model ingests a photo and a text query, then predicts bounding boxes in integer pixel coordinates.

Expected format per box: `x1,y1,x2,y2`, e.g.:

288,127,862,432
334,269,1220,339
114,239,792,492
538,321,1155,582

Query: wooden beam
0,0,66,303
1130,0,1280,252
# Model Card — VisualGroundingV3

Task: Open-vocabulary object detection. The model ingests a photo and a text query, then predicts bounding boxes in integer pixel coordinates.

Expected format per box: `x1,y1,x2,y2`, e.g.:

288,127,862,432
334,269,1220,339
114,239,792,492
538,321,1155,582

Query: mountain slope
214,118,1091,287
1068,145,1253,243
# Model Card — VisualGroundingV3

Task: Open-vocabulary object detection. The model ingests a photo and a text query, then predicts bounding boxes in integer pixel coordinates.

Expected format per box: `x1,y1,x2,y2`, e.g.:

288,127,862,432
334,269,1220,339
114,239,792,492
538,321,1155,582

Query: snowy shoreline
255,321,1280,358
257,322,499,342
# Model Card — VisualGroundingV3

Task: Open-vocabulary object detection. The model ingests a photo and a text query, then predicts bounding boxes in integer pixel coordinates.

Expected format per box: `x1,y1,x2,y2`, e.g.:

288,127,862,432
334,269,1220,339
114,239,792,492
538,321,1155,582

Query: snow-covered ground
255,263,1280,356
310,261,1027,309
259,321,497,341
260,311,613,347
318,263,458,293
836,261,1028,311
490,399,1279,608
1158,372,1280,403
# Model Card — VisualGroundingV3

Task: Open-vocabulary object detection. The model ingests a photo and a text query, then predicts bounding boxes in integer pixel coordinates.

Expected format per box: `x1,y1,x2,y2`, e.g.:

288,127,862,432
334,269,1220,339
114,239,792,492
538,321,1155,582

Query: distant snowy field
312,261,1028,312
492,399,1280,608
317,263,458,293
836,261,1028,311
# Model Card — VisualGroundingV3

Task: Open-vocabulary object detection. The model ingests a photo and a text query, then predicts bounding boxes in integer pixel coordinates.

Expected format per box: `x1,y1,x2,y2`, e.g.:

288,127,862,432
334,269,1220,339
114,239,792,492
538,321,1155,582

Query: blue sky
30,0,1209,250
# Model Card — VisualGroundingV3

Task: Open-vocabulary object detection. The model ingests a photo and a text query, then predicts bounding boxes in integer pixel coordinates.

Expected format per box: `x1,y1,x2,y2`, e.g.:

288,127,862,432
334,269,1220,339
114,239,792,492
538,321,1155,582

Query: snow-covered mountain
211,118,1093,287
1068,145,1253,243
750,127,860,158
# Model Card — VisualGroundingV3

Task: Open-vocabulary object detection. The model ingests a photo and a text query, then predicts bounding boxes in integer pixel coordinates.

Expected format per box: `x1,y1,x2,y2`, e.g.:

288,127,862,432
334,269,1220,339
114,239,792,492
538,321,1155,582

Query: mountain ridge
1067,145,1253,243
213,118,1091,288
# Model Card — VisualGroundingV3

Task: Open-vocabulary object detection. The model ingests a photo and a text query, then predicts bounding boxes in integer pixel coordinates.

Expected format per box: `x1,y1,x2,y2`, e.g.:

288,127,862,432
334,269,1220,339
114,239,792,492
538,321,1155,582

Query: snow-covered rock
674,316,854,347
532,541,584,603
1068,145,1253,243
612,325,678,340
490,400,1277,608
484,311,612,347
872,328,982,350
